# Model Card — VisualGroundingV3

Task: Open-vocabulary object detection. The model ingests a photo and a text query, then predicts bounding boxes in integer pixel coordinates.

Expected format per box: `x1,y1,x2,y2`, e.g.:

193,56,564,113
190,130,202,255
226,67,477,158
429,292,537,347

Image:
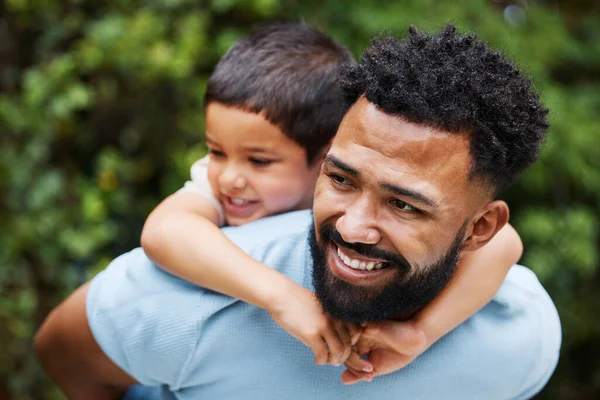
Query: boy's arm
343,223,523,383
415,222,523,344
142,192,296,314
141,192,358,366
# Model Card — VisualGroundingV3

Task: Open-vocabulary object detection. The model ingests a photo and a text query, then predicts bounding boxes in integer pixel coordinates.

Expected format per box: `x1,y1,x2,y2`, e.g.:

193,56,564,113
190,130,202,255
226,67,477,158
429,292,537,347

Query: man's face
311,97,488,322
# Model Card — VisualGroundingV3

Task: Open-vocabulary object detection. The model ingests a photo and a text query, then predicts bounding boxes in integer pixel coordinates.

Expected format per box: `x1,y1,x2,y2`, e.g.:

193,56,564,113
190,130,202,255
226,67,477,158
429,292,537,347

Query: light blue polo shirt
87,210,561,400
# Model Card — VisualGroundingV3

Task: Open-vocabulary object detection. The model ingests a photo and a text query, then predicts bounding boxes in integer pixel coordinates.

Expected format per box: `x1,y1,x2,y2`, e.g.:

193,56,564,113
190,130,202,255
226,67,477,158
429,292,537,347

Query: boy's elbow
505,223,524,264
515,235,524,262
140,216,170,262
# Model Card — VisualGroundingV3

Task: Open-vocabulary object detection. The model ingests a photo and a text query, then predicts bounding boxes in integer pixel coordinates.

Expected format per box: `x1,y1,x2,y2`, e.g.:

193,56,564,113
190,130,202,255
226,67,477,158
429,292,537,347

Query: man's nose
219,163,247,190
335,196,381,245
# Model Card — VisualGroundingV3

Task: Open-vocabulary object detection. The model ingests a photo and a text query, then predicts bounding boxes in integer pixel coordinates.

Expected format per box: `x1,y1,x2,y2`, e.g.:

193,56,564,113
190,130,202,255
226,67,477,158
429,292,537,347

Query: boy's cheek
207,167,221,192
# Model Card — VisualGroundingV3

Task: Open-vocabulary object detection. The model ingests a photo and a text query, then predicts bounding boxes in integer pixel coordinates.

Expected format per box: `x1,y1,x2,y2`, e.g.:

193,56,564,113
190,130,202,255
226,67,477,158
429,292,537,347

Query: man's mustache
319,224,411,275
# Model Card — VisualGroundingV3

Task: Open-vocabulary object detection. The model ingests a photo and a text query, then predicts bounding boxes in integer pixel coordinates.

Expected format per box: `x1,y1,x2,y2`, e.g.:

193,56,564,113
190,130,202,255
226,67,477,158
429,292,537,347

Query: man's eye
209,149,225,158
249,158,273,166
391,199,416,212
328,173,350,185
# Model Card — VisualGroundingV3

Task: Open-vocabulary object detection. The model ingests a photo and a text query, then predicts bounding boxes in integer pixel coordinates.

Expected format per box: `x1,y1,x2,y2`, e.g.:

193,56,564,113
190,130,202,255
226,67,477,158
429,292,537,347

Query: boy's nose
231,176,246,189
219,165,247,191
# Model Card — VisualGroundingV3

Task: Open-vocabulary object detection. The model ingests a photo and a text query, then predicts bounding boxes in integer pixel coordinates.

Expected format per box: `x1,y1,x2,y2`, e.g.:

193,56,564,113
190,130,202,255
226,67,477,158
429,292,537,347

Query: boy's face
205,102,323,226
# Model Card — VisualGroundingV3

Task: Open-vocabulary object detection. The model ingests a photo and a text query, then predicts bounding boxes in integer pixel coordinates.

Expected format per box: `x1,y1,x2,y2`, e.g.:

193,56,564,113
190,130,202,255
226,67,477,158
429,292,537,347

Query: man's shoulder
221,210,312,253
86,248,242,386
88,211,313,317
492,265,561,344
431,264,561,399
497,265,561,398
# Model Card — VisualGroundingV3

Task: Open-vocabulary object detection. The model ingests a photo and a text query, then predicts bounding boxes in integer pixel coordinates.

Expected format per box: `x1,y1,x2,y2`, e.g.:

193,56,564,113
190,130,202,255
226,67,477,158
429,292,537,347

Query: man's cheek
313,201,340,231
385,227,428,270
315,184,347,210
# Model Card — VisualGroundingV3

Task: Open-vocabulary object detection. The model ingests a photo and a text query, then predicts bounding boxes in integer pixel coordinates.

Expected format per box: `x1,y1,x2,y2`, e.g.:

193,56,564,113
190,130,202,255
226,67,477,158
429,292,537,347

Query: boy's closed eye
209,148,226,158
249,157,276,166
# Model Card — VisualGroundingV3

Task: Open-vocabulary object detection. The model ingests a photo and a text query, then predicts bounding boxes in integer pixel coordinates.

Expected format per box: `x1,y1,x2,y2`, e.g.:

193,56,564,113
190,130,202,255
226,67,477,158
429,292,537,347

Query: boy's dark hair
339,24,549,192
205,22,353,164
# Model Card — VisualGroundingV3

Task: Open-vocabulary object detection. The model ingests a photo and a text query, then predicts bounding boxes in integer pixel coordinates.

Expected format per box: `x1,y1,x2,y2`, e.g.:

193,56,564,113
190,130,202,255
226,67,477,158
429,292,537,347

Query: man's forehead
342,99,467,155
332,98,476,207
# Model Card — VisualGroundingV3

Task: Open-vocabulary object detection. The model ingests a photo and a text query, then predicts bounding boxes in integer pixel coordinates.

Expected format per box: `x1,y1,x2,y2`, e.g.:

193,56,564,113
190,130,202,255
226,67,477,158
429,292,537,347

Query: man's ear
462,200,510,252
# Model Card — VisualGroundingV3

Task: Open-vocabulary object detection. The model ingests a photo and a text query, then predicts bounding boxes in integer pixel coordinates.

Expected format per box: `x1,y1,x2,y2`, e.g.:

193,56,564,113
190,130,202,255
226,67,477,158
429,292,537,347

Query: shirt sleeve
86,248,207,389
85,212,310,390
505,266,562,399
179,155,225,226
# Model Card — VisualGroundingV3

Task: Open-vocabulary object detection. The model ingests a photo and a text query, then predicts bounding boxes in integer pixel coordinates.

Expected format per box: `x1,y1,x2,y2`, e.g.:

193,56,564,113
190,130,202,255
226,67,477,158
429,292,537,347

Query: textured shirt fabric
87,210,561,400
178,155,225,226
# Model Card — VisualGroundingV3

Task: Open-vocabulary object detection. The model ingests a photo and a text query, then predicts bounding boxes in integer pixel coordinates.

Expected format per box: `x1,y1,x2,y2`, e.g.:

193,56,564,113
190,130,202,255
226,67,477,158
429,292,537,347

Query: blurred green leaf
1,1,599,399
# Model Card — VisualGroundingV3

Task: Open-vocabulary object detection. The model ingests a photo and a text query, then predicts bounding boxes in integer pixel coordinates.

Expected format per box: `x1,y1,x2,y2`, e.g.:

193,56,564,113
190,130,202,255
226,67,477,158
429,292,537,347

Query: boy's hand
341,320,428,384
267,282,361,366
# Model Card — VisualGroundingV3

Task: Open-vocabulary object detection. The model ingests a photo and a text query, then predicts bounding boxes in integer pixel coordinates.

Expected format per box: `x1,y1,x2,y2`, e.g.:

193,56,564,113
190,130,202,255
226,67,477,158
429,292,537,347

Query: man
35,25,561,400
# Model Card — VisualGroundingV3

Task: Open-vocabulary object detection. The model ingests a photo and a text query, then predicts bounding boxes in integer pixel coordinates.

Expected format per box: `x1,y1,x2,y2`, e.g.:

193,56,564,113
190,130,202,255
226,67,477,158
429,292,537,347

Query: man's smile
336,246,386,270
326,241,397,285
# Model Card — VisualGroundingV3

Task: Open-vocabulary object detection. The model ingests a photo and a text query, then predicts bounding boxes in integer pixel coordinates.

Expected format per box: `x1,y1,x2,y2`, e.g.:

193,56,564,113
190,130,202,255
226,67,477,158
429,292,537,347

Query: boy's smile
221,195,261,220
205,102,323,226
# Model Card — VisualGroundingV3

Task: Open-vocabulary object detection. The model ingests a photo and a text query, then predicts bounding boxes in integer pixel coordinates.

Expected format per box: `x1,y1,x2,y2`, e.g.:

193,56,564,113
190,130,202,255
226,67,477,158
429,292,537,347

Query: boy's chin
225,212,263,226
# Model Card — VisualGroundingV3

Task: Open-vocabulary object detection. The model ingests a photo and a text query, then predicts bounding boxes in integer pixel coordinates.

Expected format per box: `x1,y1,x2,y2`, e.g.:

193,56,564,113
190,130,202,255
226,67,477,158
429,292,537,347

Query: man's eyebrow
324,155,359,177
381,183,439,209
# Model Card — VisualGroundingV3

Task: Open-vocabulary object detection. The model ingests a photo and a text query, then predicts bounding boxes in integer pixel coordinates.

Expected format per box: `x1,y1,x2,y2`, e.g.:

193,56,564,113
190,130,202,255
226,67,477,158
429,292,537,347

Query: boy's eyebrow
380,183,439,209
324,155,359,177
241,145,275,154
205,137,275,154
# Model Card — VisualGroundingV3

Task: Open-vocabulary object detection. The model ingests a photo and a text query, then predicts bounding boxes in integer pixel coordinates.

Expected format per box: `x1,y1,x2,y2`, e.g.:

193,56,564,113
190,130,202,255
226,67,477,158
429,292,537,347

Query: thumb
376,320,427,352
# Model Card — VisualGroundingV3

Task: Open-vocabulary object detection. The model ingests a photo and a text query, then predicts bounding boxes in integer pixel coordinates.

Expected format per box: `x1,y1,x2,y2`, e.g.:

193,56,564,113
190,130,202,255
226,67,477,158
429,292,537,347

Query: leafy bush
0,1,598,398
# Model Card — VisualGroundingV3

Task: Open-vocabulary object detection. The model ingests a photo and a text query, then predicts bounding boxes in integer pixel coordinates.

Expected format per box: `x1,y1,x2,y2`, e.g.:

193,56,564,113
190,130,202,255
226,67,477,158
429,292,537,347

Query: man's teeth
230,197,250,206
337,247,383,271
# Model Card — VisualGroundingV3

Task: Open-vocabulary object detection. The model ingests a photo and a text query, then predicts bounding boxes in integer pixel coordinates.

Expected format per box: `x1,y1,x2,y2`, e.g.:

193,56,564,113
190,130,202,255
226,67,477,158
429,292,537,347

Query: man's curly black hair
339,24,549,192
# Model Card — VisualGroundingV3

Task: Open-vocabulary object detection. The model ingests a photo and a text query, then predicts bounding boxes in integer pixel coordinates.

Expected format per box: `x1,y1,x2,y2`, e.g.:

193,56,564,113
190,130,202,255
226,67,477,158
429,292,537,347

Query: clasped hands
341,319,428,384
267,284,429,384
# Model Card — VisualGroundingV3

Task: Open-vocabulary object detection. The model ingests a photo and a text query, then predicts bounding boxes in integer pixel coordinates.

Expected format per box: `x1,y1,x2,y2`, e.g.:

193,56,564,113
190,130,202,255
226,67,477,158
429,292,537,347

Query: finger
308,337,329,366
361,322,381,340
369,352,413,377
332,321,352,363
344,350,373,373
341,368,373,384
357,338,371,357
322,327,345,365
346,322,362,346
366,320,427,353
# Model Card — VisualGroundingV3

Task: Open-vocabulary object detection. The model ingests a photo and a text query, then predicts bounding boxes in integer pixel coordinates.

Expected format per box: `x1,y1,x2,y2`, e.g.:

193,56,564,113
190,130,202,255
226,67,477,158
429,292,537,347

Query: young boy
141,22,522,375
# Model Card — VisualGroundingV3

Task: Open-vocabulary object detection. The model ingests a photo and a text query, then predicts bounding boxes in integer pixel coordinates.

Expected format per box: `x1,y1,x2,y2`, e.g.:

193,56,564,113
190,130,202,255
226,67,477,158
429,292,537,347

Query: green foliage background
0,0,598,399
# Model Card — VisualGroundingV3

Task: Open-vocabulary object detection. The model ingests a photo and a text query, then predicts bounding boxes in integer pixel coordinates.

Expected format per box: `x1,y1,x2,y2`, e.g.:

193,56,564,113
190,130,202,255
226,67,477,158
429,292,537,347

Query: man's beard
309,220,467,323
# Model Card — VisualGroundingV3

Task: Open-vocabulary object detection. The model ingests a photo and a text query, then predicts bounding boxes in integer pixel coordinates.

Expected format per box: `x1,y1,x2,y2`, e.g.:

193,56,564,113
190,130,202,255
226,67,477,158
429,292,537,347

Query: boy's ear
462,200,510,252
